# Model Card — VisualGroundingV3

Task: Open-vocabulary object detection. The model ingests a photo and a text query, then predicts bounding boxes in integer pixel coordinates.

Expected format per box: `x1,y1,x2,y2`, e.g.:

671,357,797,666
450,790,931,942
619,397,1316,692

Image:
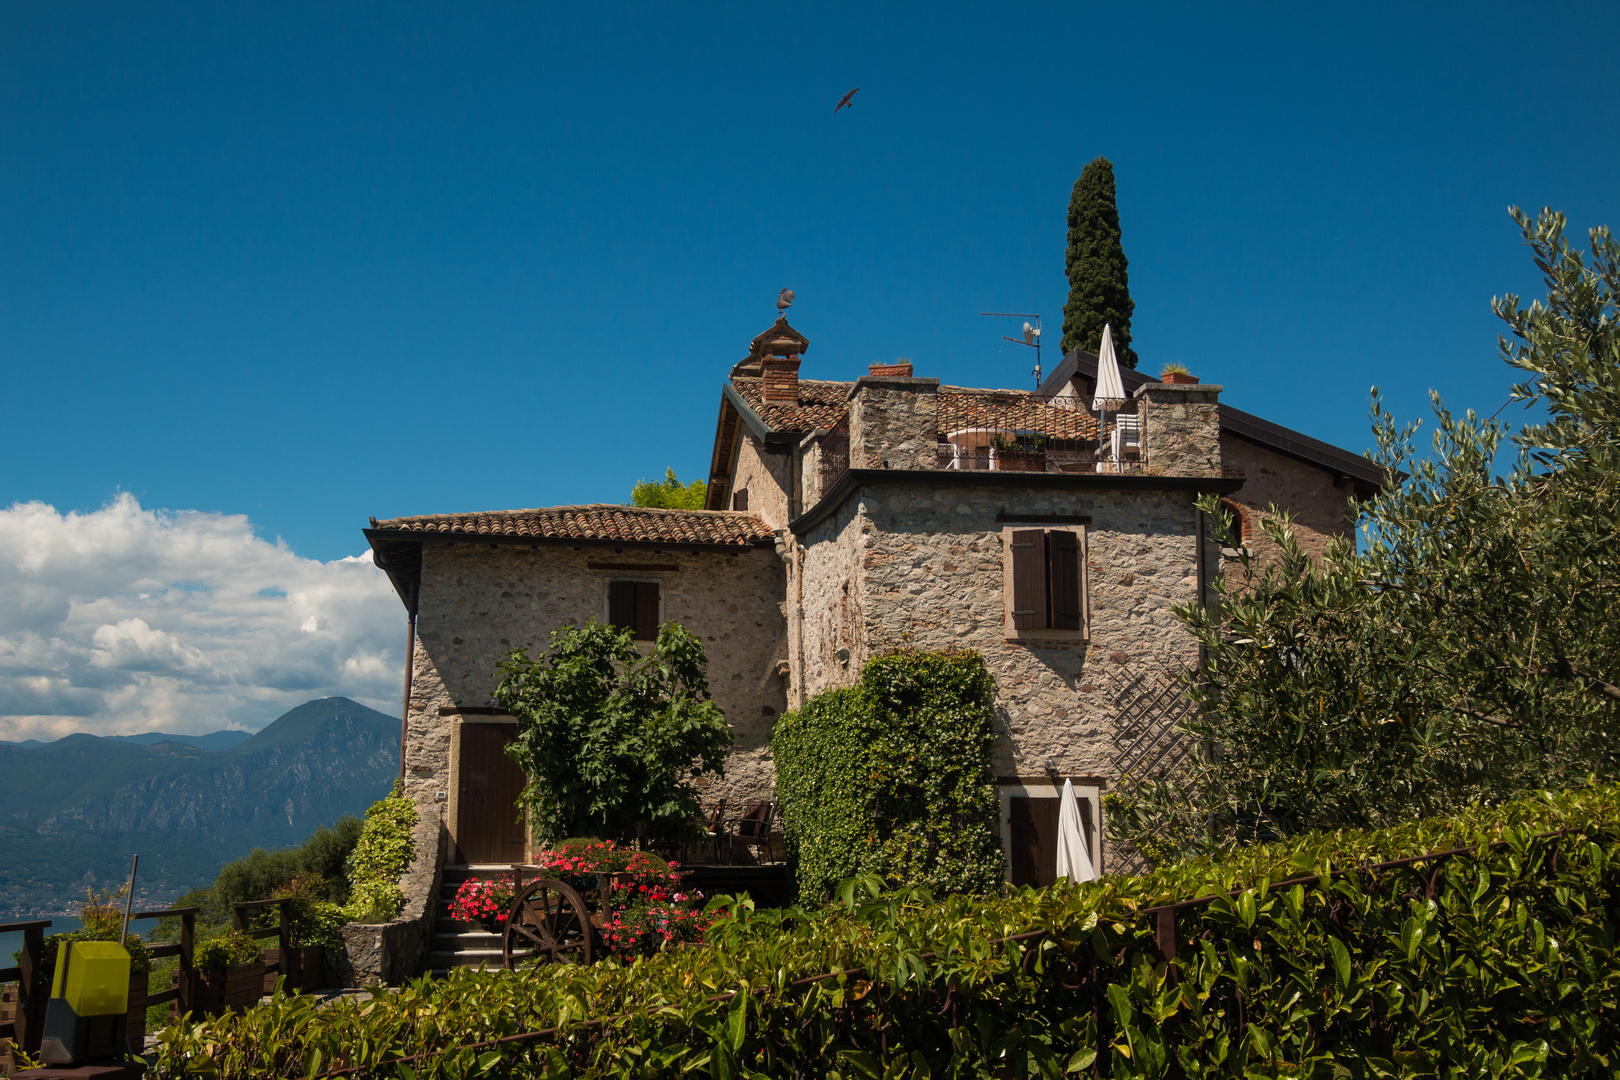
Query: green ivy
144,783,1620,1078
773,649,1006,902
340,781,417,924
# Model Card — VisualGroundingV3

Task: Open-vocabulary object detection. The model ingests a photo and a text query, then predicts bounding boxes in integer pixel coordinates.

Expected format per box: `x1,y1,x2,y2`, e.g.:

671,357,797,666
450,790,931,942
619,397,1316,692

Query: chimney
867,361,914,378
1134,378,1223,477
746,315,810,401
762,354,802,401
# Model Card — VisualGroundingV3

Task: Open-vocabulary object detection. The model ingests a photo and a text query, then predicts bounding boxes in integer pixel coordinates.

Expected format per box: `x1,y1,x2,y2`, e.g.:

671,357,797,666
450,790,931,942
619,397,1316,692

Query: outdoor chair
733,799,777,864
702,799,729,864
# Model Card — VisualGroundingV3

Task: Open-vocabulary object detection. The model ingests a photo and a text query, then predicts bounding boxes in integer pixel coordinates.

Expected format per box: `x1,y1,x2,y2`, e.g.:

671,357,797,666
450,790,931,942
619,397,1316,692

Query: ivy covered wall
773,649,1005,901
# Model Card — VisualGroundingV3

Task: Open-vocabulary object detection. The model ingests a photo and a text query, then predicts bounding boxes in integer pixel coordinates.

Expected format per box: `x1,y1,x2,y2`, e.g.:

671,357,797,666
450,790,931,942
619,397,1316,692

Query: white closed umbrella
1055,779,1097,883
1090,324,1127,412
1090,325,1128,472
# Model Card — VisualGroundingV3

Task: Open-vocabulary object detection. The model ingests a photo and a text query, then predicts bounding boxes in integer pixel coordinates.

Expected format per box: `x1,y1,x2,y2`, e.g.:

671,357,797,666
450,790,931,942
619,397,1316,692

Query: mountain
0,730,253,752
106,730,254,752
0,697,399,915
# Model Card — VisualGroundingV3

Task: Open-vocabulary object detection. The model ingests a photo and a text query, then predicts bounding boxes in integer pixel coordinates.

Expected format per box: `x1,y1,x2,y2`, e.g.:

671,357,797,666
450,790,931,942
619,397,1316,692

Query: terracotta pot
994,450,1047,472
1160,371,1199,384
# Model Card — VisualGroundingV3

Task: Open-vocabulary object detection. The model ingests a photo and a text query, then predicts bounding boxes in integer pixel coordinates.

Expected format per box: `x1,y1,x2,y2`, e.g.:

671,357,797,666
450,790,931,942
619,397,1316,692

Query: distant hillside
107,730,254,752
0,730,253,752
0,698,399,915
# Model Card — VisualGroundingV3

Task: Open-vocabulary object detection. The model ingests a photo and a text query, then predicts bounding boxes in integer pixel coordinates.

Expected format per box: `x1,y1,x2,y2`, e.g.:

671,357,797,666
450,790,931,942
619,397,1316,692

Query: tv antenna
980,312,1043,388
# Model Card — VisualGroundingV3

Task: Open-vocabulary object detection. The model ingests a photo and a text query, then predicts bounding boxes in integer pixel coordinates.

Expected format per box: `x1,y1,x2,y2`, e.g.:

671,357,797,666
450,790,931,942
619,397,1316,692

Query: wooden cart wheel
502,876,594,969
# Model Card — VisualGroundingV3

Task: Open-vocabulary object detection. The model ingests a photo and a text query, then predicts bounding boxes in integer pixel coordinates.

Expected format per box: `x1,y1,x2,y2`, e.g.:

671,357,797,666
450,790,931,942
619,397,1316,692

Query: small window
1006,528,1087,635
607,580,660,641
732,489,749,511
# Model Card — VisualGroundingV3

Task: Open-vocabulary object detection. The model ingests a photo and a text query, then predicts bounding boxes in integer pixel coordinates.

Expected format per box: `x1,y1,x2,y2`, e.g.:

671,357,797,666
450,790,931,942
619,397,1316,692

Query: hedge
145,783,1620,1078
772,649,1006,901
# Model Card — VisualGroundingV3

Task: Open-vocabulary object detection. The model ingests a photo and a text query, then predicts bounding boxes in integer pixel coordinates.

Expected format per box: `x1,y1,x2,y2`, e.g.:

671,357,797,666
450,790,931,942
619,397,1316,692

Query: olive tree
1110,207,1620,861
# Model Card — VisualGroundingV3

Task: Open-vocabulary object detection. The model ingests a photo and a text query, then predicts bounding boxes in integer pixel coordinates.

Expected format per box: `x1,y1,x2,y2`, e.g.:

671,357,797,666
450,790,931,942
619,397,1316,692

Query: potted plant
259,874,342,995
991,432,1048,472
447,876,517,935
533,837,631,897
182,931,264,1017
1159,363,1199,385
597,854,711,960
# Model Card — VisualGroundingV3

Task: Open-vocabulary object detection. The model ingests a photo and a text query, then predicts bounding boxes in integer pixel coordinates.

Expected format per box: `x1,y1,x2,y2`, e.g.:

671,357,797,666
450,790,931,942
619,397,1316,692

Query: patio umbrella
1055,779,1097,883
1090,325,1128,471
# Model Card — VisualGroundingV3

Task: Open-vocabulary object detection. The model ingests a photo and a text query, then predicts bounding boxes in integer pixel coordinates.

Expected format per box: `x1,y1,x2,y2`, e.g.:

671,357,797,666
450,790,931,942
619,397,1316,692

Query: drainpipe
793,539,807,708
1194,506,1208,670
399,578,419,782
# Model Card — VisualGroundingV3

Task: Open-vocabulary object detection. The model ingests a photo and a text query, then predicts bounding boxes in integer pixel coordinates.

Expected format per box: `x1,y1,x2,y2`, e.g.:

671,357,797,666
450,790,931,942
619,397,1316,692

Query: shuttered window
1006,528,1086,635
732,489,749,511
608,581,661,640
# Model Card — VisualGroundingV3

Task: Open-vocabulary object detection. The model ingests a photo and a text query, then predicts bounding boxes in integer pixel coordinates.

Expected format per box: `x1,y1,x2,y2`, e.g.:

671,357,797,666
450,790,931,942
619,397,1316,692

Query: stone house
364,312,1384,909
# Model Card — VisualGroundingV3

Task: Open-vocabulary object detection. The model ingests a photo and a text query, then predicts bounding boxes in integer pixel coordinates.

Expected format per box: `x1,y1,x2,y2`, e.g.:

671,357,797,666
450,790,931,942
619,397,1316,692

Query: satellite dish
1023,322,1035,345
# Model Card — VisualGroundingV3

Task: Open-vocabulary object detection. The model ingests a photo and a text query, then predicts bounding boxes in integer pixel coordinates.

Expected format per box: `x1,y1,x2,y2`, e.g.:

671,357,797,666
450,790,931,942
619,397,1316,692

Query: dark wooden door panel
458,723,529,864
1009,796,1059,888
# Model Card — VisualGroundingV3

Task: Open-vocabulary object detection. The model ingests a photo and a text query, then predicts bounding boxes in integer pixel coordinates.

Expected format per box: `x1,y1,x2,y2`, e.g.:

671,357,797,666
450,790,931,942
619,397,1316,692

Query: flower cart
449,841,710,970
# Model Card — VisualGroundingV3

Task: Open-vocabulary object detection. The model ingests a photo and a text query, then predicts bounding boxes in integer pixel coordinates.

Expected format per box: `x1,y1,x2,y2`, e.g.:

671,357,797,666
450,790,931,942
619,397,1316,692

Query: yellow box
51,940,130,1017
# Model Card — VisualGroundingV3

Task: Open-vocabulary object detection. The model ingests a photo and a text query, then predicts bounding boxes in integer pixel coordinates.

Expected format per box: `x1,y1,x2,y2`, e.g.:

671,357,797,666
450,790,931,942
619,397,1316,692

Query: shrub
192,931,261,972
495,621,732,847
145,784,1620,1078
446,878,516,926
773,649,1005,901
340,782,417,924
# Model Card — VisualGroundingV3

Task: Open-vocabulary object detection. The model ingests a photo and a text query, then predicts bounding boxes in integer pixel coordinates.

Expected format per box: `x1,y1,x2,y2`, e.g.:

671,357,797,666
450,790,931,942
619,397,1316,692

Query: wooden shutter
732,489,749,511
633,581,660,641
608,581,636,633
1049,530,1082,631
1010,530,1047,631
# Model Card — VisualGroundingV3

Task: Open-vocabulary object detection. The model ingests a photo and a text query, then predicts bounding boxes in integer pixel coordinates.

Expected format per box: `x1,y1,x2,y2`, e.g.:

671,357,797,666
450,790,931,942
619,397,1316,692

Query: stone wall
1137,383,1222,478
731,434,794,531
795,498,867,703
327,812,443,987
401,542,789,857
846,376,940,471
1220,435,1359,578
800,482,1206,780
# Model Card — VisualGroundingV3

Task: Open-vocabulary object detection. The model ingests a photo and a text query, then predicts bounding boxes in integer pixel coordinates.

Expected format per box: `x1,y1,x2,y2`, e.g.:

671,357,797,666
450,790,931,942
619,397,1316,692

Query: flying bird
834,87,860,113
777,288,795,312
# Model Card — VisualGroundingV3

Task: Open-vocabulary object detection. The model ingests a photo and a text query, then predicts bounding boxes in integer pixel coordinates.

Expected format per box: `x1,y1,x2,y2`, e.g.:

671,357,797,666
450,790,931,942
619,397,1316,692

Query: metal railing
817,417,850,494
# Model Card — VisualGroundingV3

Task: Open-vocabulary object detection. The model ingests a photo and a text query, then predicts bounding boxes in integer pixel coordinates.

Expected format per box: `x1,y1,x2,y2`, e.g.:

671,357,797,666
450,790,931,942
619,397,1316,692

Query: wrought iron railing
817,417,850,494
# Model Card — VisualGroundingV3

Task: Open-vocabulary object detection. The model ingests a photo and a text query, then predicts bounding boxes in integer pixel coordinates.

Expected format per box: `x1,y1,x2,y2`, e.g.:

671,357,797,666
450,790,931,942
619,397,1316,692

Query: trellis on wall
1099,658,1198,874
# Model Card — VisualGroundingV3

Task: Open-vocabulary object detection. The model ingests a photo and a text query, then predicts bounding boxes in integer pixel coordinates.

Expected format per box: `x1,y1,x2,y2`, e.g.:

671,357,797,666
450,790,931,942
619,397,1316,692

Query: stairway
428,865,513,975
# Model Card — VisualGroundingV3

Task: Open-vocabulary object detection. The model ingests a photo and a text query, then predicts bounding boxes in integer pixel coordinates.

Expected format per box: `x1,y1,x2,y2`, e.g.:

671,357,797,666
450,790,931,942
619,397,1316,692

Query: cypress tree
1061,157,1137,367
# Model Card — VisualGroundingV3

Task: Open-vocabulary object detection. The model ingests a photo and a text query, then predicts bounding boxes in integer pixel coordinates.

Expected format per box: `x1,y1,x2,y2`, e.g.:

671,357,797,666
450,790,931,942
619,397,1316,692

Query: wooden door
457,724,528,864
1009,796,1060,888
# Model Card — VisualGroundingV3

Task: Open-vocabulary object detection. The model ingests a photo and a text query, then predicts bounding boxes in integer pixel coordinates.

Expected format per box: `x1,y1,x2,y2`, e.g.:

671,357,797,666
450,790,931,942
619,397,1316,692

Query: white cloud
0,494,402,741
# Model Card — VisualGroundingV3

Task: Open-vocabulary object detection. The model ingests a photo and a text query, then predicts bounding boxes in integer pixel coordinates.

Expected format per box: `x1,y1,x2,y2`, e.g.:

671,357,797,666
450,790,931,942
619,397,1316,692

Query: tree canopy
1061,156,1137,367
1111,207,1620,862
630,468,707,510
494,620,732,847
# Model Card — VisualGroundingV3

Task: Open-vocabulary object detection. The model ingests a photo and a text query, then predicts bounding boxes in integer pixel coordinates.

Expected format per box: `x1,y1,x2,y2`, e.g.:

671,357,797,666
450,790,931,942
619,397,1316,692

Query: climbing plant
773,649,1005,901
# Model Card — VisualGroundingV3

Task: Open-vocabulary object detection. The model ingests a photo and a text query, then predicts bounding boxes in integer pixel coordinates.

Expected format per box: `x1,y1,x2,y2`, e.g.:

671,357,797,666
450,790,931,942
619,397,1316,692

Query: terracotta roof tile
731,378,1100,441
371,505,774,546
732,377,851,431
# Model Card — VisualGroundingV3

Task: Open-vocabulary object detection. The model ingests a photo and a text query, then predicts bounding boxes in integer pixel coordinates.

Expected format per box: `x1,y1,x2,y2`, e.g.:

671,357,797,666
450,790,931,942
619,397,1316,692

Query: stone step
428,949,505,969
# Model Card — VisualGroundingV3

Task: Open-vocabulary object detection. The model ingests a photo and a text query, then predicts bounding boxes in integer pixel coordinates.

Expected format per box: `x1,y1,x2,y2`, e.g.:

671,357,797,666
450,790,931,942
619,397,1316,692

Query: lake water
1,915,83,970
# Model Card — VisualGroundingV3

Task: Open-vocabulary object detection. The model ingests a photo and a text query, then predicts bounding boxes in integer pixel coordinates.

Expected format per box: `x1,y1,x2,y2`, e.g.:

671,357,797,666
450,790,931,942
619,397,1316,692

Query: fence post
19,924,47,1056
179,911,195,1015
278,900,290,959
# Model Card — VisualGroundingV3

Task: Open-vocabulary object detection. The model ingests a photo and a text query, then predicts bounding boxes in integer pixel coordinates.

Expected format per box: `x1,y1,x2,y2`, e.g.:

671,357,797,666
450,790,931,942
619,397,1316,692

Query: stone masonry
400,543,789,857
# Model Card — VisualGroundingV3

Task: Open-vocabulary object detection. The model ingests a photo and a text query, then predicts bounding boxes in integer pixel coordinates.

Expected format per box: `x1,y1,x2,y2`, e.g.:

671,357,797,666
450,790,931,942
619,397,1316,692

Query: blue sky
1,2,1617,737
